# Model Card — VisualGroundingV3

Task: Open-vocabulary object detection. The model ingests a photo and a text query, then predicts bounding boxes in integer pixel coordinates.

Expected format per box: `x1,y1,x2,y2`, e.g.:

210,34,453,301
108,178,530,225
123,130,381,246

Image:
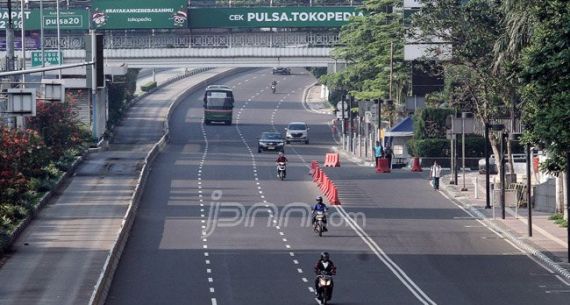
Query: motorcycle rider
312,196,328,232
314,252,336,296
275,151,288,178
271,80,277,92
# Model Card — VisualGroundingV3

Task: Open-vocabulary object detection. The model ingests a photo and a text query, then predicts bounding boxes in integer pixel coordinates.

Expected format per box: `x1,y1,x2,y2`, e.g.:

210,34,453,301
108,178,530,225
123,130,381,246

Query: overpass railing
184,0,363,8
41,31,342,50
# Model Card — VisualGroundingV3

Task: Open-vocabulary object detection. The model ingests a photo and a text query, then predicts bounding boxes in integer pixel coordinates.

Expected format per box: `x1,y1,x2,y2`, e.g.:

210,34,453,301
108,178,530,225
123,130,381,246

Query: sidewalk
0,68,234,305
303,83,334,115
304,85,376,167
439,171,570,279
303,84,570,281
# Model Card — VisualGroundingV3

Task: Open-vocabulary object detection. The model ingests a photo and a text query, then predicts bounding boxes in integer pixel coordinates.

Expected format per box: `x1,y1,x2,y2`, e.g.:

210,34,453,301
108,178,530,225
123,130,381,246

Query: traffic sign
336,101,348,111
364,111,372,123
31,51,61,67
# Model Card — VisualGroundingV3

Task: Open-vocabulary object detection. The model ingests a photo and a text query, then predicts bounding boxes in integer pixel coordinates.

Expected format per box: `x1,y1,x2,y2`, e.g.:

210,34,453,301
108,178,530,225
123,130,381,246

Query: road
105,68,569,305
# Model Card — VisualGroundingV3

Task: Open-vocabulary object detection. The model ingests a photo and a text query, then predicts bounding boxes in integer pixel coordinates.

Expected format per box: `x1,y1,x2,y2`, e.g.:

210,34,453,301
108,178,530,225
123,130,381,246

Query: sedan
258,132,285,153
272,67,291,75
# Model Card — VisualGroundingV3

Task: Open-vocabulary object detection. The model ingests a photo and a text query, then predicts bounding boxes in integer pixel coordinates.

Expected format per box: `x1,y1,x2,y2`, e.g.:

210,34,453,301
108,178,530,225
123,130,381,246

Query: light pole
461,112,468,191
20,0,26,85
56,0,62,79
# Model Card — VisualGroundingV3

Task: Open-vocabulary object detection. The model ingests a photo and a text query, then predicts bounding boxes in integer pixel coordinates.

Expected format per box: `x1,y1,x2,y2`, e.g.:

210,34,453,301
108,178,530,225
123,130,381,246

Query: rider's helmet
315,196,323,204
320,252,330,261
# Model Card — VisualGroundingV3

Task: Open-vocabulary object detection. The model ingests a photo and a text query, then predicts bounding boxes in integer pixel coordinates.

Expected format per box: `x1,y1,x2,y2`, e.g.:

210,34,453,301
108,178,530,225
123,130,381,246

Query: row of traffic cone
310,161,341,205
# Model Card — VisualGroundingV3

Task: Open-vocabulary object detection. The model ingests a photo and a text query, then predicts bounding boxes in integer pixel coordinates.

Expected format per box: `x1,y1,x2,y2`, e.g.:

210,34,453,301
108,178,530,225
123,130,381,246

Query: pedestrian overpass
49,31,344,68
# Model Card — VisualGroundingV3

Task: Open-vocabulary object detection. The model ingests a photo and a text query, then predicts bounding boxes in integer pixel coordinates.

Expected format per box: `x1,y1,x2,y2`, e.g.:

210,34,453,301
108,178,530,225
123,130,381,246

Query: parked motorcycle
316,270,334,304
313,211,326,237
276,162,286,180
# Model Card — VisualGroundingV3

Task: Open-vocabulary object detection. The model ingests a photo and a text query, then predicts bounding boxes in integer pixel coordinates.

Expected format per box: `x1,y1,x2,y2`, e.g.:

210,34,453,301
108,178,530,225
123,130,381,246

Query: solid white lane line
336,206,436,305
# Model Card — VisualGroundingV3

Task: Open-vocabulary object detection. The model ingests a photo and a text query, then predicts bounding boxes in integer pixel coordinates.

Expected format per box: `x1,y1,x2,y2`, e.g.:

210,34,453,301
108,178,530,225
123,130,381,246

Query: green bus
203,85,235,125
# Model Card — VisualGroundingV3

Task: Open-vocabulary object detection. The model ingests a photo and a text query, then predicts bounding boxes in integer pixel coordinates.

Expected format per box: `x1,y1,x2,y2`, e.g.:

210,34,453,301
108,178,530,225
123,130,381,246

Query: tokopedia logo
241,11,364,23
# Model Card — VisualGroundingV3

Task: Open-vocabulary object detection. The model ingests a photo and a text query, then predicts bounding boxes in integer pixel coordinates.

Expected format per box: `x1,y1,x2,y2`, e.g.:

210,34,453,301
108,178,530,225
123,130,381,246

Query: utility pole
56,0,62,79
20,0,26,85
461,112,468,191
389,41,393,100
5,0,16,128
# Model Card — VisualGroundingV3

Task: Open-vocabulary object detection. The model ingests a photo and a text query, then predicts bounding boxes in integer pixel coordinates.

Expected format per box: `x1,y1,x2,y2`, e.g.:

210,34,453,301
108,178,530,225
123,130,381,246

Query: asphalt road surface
105,68,569,305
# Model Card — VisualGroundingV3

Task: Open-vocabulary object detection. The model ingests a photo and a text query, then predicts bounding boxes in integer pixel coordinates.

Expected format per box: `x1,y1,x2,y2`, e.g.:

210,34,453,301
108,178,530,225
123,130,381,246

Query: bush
408,135,487,158
0,128,51,202
108,68,140,127
27,101,90,160
413,108,453,139
141,81,157,92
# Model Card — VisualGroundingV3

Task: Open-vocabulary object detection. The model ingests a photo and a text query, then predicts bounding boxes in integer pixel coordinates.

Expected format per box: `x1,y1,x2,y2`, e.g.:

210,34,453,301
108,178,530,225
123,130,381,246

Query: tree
321,0,408,105
519,1,570,171
411,0,516,180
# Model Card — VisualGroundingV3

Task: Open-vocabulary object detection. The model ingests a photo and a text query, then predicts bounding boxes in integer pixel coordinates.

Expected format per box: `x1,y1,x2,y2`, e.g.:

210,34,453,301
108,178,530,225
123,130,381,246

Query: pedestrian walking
373,141,383,167
430,161,442,190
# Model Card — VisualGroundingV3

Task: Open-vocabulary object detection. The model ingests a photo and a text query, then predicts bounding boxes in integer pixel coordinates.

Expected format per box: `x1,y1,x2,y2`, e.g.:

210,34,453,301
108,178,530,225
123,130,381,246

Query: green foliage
411,0,511,130
408,138,449,158
141,81,157,92
519,1,570,172
27,102,90,160
108,68,140,127
412,108,453,139
306,67,327,80
320,0,409,103
408,135,486,158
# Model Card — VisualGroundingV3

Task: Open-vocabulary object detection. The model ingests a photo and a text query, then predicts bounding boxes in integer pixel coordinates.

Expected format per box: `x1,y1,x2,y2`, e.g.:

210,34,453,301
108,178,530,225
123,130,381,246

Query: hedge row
1,101,90,252
140,81,157,92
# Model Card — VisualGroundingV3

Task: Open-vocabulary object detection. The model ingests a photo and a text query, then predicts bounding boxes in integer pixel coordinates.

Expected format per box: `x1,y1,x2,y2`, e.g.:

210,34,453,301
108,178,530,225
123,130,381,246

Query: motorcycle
271,83,276,93
316,271,334,304
276,162,286,180
313,211,326,237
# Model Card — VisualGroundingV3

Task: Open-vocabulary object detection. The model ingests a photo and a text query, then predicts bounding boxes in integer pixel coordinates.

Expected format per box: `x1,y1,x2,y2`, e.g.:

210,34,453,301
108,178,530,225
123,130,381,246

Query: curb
301,82,334,115
438,176,570,281
88,68,245,305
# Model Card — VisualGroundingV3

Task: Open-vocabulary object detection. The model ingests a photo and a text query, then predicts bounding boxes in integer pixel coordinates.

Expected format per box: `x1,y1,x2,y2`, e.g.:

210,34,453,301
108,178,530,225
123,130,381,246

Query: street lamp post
500,131,507,219
461,112,468,191
566,151,570,261
526,142,532,237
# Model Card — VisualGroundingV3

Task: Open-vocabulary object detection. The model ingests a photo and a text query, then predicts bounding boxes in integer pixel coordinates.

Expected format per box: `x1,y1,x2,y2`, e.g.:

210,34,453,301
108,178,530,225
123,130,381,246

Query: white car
285,122,309,144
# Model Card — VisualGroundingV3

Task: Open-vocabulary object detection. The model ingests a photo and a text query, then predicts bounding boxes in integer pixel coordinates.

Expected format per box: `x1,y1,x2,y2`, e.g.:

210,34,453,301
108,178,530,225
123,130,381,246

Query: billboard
189,7,363,28
91,0,188,29
0,9,88,30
